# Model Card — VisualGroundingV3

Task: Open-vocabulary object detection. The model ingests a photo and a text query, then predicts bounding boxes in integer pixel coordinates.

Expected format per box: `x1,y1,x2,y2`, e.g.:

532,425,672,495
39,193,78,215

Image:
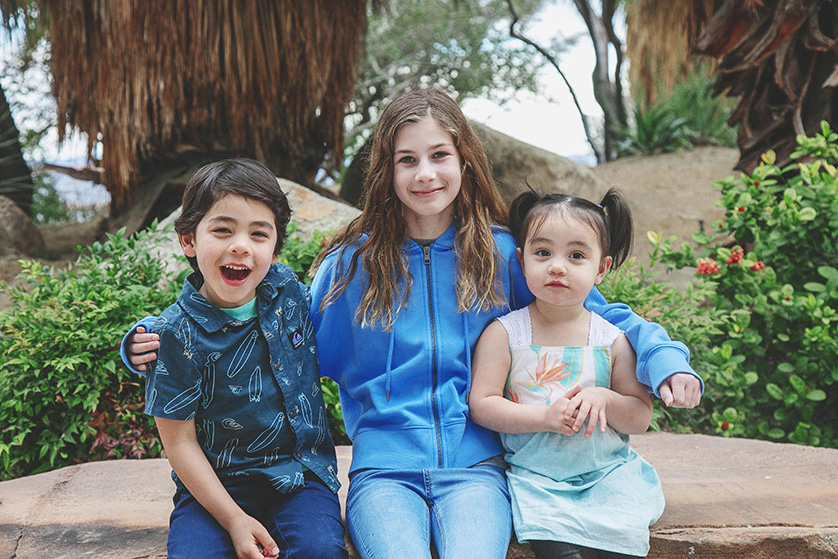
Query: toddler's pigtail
599,188,633,269
508,190,541,248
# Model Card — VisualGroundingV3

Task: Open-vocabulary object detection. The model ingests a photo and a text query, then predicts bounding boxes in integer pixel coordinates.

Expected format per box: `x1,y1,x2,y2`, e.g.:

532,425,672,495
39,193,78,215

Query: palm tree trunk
0,82,34,215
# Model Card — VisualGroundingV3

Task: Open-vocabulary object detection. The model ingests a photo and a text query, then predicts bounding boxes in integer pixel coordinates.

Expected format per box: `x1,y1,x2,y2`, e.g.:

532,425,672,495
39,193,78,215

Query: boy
140,158,346,559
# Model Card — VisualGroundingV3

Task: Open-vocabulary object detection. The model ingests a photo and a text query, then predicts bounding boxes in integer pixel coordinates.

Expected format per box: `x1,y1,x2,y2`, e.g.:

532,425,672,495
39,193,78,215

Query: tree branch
505,0,604,162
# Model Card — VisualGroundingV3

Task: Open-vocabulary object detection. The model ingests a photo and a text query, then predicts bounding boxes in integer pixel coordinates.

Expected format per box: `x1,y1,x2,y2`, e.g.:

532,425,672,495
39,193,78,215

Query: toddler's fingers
571,402,591,432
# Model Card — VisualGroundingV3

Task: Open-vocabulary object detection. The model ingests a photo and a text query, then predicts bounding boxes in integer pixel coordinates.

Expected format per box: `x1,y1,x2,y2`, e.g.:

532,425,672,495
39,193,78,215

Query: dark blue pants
530,540,642,559
167,472,347,559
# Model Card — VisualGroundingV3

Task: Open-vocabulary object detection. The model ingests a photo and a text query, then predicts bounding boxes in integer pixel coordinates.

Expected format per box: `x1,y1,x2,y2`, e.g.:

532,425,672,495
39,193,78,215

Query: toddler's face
180,194,278,308
518,213,611,310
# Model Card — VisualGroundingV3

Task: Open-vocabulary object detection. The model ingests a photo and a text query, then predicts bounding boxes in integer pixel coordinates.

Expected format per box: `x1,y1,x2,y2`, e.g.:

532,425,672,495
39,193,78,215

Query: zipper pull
423,244,430,265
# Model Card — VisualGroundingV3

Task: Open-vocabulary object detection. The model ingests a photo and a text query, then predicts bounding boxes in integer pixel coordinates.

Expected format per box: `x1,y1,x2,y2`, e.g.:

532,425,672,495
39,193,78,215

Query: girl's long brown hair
311,88,509,329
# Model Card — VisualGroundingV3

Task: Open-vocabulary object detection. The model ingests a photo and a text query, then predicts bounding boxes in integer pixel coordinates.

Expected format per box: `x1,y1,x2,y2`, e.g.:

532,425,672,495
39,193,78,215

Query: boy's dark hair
509,187,633,270
175,158,292,273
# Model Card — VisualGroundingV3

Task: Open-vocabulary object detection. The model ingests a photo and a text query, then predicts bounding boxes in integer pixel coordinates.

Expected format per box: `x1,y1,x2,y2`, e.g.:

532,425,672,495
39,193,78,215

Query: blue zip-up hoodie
309,223,700,475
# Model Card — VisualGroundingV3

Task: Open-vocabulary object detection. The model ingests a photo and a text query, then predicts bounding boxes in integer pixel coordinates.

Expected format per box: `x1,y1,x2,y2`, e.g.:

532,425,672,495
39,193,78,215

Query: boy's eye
252,231,270,239
212,227,231,235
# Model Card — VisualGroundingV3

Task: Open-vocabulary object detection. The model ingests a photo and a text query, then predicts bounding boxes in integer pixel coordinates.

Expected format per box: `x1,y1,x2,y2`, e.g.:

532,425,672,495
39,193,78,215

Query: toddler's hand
544,396,577,436
565,387,609,438
228,514,279,559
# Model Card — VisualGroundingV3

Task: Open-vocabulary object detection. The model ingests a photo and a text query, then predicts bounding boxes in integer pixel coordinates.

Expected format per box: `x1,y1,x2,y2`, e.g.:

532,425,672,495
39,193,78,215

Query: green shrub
617,104,690,156
0,222,347,479
651,121,838,447
0,222,184,479
619,63,736,156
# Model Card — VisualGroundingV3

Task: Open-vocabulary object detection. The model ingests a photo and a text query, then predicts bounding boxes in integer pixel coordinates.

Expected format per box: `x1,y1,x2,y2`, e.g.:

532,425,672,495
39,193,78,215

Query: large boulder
339,121,608,207
471,121,607,205
0,195,45,257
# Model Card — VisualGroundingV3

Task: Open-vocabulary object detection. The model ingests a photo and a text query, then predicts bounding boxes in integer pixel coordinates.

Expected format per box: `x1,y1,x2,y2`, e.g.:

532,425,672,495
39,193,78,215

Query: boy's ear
595,255,613,285
178,232,197,258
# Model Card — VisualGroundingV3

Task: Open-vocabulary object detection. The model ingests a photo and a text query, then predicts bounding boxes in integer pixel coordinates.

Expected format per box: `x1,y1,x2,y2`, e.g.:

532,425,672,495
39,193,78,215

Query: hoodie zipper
423,244,444,468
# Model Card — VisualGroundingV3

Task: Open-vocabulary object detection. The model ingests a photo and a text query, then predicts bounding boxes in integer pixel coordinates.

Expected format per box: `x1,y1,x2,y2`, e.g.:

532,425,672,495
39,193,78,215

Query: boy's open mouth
221,265,251,282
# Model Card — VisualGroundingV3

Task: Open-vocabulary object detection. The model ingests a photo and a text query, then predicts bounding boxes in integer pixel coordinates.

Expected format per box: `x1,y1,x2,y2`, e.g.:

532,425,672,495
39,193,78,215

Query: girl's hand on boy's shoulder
127,326,160,370
565,386,610,439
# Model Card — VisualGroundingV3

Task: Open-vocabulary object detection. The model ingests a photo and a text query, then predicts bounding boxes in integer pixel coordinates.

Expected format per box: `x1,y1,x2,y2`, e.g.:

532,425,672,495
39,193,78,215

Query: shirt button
273,363,279,370
296,452,302,459
288,411,295,418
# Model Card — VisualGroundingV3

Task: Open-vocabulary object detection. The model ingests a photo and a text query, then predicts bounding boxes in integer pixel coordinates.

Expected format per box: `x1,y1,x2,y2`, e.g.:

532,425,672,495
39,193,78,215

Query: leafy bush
619,63,736,156
617,104,690,156
650,121,838,447
0,222,346,479
0,222,184,479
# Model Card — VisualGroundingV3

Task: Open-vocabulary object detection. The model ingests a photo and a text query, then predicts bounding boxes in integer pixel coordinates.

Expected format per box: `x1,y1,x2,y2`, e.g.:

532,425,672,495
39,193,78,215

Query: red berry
738,206,746,212
721,421,730,430
754,180,760,186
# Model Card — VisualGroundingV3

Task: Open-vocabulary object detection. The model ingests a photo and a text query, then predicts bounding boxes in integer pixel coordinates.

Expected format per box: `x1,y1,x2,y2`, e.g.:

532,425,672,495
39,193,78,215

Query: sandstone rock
339,122,608,208
0,195,45,257
472,121,608,205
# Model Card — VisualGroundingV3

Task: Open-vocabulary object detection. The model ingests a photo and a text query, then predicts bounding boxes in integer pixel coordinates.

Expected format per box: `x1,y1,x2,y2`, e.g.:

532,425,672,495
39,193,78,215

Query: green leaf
806,390,827,401
766,383,784,400
804,282,826,292
767,428,785,439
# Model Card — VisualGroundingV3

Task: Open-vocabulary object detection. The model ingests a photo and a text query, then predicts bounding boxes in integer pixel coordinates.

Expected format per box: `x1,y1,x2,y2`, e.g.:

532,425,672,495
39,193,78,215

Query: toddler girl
470,189,664,558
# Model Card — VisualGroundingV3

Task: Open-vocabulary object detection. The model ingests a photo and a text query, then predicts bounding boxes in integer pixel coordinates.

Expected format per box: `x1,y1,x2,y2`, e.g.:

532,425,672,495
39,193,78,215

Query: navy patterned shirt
144,263,339,494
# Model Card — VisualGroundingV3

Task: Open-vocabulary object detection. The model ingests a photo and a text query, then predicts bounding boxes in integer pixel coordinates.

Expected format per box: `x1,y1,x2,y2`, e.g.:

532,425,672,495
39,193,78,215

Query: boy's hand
658,373,701,408
126,326,160,371
228,514,279,559
565,387,609,438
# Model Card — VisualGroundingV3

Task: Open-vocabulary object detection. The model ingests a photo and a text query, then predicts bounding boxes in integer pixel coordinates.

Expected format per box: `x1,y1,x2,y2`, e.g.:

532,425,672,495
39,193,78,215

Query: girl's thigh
264,472,348,559
427,465,512,559
346,469,434,559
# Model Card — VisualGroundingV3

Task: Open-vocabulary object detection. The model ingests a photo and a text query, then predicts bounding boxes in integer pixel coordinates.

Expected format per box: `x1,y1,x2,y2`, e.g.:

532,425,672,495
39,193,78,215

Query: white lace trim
496,306,621,348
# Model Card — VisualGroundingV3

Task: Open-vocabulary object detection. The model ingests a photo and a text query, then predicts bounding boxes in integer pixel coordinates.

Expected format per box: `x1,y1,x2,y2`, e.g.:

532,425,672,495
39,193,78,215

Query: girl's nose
548,259,566,275
415,159,436,182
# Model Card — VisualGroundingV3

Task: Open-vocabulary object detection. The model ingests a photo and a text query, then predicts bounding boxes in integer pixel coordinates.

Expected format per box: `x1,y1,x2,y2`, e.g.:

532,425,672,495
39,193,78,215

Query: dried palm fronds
45,0,366,210
626,0,715,107
689,0,838,172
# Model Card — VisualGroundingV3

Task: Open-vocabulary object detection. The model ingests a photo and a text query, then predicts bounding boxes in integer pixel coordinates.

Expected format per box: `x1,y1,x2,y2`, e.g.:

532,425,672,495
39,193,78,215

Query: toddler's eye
535,249,551,258
569,252,585,260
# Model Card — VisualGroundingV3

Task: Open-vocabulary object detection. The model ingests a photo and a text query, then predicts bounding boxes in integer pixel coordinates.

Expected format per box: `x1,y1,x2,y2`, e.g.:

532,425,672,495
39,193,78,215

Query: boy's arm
119,317,159,375
585,287,703,408
155,418,279,559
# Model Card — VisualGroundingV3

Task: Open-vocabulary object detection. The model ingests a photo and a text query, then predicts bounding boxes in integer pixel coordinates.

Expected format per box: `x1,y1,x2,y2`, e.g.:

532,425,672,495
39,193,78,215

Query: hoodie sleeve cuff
643,345,704,398
119,316,159,377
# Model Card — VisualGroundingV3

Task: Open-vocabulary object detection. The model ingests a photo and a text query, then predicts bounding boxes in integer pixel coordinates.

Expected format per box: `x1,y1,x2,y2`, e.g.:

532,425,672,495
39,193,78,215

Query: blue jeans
346,465,512,559
167,472,347,559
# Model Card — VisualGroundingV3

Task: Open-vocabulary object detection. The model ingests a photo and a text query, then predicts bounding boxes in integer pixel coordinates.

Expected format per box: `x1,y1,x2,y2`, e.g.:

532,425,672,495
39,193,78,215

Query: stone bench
1,433,837,558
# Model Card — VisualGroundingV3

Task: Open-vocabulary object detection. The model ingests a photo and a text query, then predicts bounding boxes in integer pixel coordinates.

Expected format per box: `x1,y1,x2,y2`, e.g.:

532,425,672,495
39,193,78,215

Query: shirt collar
177,264,295,332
